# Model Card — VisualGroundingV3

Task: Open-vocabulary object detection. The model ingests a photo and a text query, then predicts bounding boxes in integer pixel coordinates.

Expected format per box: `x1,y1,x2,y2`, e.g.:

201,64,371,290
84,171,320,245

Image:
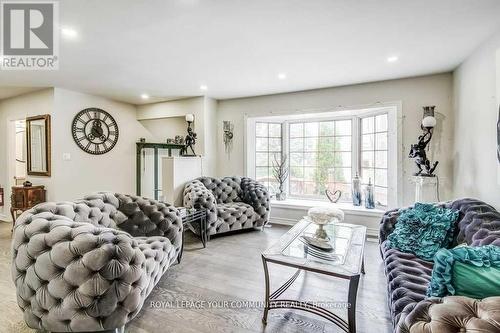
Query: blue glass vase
364,178,375,209
352,172,361,206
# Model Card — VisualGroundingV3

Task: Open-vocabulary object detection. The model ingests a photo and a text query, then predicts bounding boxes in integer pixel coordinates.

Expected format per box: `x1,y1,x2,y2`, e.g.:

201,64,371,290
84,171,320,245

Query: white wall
139,117,186,142
51,88,153,200
0,89,54,220
203,97,218,176
453,30,500,209
217,73,454,207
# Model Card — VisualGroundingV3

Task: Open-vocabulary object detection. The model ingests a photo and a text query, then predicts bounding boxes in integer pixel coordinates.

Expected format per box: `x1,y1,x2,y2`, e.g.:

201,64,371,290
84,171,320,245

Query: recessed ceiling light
200,85,208,91
387,56,399,63
61,27,78,38
278,73,287,80
140,94,149,99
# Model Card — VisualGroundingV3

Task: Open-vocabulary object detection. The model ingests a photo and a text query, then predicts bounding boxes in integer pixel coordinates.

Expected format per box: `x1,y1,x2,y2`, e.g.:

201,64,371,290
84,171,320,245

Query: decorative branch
272,153,288,194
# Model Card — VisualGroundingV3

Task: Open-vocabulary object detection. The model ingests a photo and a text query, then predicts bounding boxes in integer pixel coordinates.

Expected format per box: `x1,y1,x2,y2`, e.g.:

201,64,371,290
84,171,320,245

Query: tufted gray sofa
183,176,270,236
379,198,500,333
11,193,183,332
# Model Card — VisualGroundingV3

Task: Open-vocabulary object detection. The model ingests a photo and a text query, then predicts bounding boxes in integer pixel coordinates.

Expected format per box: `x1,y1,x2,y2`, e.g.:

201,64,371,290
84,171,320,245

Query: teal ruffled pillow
387,203,458,261
427,245,500,298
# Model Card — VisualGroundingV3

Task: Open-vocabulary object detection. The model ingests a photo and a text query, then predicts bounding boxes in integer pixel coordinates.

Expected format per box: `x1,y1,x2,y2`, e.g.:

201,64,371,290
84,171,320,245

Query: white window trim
244,101,403,209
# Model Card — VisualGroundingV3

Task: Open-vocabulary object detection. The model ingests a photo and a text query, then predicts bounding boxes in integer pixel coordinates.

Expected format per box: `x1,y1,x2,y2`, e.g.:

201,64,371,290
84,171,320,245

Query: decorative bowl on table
307,206,345,240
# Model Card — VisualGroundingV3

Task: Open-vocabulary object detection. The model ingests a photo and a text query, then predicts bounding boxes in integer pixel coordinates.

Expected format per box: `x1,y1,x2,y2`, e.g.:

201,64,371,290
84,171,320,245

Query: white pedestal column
410,176,439,203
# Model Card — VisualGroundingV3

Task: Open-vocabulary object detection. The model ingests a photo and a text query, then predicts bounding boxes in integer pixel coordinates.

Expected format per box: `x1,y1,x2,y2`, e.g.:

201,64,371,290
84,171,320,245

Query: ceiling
0,87,44,101
0,0,499,104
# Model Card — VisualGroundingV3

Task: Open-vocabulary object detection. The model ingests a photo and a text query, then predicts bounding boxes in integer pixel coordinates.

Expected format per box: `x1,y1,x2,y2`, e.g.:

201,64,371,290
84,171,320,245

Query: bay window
248,106,397,208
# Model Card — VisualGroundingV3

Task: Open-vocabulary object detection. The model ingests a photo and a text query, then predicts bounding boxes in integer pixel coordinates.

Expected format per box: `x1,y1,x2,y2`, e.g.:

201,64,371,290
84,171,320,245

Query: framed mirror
26,114,51,176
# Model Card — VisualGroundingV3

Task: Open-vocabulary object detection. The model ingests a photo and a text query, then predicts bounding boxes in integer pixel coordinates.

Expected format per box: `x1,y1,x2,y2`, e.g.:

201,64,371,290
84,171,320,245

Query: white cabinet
161,156,203,206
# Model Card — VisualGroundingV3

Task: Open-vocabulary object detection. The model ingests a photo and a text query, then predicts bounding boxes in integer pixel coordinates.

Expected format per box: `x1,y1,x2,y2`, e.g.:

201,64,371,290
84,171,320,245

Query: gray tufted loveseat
11,193,183,332
379,198,500,333
183,176,270,237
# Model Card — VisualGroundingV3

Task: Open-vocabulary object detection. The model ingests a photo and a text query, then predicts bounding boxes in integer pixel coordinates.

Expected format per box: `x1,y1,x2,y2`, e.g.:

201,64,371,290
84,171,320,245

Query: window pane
256,137,268,151
361,168,374,184
289,153,303,166
268,166,276,182
269,153,281,166
317,151,334,168
256,153,268,166
375,169,387,187
304,122,319,137
304,137,318,151
290,180,304,195
376,114,388,132
376,133,387,150
303,182,316,195
256,167,268,182
256,123,268,137
304,167,316,181
290,123,303,138
319,137,335,150
335,120,351,135
290,138,303,152
268,181,279,195
335,183,352,201
269,123,281,137
361,151,374,168
304,152,317,166
319,121,334,136
336,136,351,151
375,151,387,168
375,186,388,206
335,152,351,167
362,134,374,151
269,138,281,152
290,166,304,179
362,117,374,134
334,167,351,183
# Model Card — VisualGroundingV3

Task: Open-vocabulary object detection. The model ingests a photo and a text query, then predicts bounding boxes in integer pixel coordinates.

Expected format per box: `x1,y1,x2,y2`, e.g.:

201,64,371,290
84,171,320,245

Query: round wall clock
71,108,119,155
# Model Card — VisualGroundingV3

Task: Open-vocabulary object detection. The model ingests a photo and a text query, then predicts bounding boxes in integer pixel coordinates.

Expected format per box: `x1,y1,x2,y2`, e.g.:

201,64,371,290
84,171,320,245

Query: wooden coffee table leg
347,274,360,333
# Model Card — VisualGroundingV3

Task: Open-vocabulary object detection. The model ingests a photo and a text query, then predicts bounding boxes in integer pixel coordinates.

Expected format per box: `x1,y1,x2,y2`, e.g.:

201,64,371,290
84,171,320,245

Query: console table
10,185,46,229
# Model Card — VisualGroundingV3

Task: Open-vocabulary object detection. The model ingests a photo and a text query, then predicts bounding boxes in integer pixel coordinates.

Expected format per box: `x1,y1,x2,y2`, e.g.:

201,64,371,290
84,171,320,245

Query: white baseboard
0,213,9,222
270,217,379,238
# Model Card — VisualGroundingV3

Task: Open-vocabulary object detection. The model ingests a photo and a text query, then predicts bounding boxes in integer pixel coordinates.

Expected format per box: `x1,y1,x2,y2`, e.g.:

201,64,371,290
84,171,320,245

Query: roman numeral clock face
72,108,119,155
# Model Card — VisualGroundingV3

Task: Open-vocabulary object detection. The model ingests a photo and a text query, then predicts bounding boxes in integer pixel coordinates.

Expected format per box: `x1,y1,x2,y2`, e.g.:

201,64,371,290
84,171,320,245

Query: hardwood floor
0,221,391,333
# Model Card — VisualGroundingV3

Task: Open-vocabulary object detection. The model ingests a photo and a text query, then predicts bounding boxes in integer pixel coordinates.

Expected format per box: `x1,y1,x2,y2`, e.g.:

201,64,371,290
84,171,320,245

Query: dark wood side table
10,185,46,230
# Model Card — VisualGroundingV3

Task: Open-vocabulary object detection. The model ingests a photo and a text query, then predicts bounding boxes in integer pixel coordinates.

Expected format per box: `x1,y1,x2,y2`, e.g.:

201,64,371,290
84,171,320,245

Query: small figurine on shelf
364,178,375,209
352,172,362,206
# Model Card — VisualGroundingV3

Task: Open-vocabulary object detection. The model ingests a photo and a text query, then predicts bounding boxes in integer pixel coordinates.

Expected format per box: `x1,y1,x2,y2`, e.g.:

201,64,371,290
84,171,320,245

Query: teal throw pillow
427,245,500,298
387,203,458,261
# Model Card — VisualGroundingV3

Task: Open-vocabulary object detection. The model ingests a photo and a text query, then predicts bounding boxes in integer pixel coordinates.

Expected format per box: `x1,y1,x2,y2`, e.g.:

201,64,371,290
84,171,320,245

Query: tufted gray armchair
11,193,183,332
183,176,270,236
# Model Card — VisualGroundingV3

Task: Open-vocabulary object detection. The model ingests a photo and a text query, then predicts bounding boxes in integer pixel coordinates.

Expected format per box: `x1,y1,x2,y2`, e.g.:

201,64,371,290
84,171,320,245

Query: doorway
14,119,26,186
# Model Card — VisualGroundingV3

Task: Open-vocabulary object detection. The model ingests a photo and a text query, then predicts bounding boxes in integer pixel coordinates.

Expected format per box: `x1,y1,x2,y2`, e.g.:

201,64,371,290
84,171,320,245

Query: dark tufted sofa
379,198,500,333
183,176,270,236
11,193,183,332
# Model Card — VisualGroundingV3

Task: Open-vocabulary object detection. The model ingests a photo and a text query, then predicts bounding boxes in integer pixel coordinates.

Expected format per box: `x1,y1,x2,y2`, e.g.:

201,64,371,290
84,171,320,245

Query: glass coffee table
261,219,366,333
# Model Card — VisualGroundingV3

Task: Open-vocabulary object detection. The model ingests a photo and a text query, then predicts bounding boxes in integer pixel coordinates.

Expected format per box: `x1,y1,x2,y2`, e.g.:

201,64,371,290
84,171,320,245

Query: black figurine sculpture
181,125,197,156
409,129,439,176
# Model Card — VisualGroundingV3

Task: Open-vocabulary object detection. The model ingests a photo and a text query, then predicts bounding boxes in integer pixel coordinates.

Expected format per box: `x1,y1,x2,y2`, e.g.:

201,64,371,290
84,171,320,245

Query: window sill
270,198,386,217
